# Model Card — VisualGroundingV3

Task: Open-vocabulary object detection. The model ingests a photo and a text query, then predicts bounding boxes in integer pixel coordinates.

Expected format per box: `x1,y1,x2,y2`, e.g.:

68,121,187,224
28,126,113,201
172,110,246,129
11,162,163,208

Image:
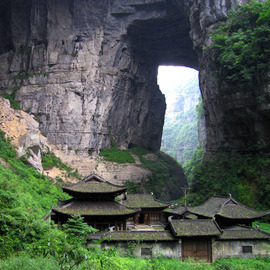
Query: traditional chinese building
50,175,270,262
88,194,270,262
164,195,270,262
51,174,140,231
121,194,169,225
167,195,270,227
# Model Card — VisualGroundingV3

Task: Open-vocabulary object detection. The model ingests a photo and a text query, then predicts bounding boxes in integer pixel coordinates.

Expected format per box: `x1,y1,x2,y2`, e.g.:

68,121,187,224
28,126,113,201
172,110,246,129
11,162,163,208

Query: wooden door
182,238,212,262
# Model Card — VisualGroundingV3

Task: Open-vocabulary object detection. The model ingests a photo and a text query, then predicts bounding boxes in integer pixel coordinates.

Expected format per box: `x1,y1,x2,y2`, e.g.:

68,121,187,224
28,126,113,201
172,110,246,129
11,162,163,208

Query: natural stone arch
100,0,198,151
1,0,269,156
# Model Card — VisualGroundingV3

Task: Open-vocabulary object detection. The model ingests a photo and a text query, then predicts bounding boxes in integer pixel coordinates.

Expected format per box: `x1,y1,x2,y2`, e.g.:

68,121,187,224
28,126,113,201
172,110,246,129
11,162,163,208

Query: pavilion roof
169,219,222,237
89,230,176,242
63,173,127,194
188,195,270,220
52,200,139,216
121,194,170,209
164,206,189,216
219,225,270,240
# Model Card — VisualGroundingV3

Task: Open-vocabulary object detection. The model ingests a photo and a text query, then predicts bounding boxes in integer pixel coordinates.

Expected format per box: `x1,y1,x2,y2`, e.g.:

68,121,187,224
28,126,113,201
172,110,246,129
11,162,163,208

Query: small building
164,195,270,262
51,174,140,231
182,195,270,228
169,219,222,262
121,194,170,225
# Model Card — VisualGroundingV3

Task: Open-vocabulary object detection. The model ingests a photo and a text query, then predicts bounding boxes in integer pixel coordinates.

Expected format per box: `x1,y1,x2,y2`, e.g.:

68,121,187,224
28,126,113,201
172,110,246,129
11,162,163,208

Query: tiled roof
188,195,270,220
63,173,127,194
88,230,176,241
189,196,229,218
219,226,270,240
169,219,221,237
52,200,139,216
217,204,270,219
121,194,170,209
164,206,189,216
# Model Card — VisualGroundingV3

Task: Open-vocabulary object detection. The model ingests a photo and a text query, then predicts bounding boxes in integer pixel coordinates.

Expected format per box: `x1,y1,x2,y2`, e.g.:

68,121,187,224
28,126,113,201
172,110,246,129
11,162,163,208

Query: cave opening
158,65,201,165
125,1,200,155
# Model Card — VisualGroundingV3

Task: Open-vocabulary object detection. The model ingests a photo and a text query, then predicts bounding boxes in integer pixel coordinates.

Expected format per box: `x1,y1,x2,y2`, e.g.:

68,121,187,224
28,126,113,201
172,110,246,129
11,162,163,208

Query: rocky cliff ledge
0,0,269,155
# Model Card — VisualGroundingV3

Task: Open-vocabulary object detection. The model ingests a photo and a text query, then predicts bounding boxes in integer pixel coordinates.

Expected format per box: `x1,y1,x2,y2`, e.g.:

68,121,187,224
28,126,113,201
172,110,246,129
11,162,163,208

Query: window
242,246,252,253
141,247,152,256
127,216,134,221
150,213,160,221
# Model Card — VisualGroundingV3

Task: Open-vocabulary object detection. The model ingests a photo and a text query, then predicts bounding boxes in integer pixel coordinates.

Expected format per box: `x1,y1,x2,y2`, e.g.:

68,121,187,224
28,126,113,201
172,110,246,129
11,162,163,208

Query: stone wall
212,239,270,262
98,240,182,258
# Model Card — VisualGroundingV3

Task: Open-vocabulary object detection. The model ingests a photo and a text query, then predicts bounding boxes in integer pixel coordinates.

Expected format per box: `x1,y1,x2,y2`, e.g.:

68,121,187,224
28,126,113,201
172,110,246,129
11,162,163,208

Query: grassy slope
0,129,69,256
100,146,187,200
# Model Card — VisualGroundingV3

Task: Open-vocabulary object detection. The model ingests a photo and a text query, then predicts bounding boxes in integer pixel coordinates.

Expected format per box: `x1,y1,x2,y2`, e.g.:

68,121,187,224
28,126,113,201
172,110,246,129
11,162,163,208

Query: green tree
34,216,97,270
210,0,270,90
62,215,98,243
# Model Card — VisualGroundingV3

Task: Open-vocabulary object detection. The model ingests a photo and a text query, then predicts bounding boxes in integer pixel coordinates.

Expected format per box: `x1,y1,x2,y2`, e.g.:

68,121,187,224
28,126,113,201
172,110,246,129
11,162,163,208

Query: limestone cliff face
0,0,269,156
184,0,270,153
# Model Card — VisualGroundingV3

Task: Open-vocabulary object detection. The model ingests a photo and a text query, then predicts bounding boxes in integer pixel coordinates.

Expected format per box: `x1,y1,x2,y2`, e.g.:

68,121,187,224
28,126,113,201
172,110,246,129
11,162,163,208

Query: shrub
99,147,135,163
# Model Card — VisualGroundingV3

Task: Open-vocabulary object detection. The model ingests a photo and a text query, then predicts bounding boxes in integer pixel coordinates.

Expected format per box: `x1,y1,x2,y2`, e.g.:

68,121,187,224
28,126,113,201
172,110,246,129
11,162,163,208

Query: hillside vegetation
210,0,270,91
2,127,269,268
100,146,187,200
184,0,270,210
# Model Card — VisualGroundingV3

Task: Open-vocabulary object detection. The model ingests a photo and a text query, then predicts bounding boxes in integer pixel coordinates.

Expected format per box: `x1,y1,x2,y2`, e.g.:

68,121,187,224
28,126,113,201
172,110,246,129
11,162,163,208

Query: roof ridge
114,200,141,211
126,193,170,204
219,199,270,214
64,173,127,188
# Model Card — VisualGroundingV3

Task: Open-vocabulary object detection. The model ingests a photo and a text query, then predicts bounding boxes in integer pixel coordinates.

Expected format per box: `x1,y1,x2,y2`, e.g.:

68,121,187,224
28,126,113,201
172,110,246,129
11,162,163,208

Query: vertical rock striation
184,0,270,153
0,0,269,157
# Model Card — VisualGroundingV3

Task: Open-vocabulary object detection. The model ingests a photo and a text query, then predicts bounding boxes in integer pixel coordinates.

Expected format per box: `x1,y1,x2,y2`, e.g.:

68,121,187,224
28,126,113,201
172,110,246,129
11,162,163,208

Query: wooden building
169,219,221,262
168,195,270,227
121,194,169,225
51,177,270,262
51,174,139,231
88,194,270,262
164,195,270,262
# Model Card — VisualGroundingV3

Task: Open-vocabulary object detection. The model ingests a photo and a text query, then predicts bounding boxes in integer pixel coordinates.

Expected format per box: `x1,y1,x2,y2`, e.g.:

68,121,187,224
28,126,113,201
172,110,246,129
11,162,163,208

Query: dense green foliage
210,0,270,89
0,253,270,269
129,148,186,199
0,129,69,257
186,151,270,209
100,145,186,199
253,222,270,234
183,146,205,185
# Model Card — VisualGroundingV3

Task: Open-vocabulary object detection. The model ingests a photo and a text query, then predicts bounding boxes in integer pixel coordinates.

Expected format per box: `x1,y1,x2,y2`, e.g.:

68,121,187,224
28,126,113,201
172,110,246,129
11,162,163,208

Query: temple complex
50,174,270,262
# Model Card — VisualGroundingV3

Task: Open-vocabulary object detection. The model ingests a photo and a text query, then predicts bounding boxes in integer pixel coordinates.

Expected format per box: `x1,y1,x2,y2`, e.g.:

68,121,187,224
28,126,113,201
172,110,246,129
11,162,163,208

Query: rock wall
0,0,269,156
184,0,270,153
